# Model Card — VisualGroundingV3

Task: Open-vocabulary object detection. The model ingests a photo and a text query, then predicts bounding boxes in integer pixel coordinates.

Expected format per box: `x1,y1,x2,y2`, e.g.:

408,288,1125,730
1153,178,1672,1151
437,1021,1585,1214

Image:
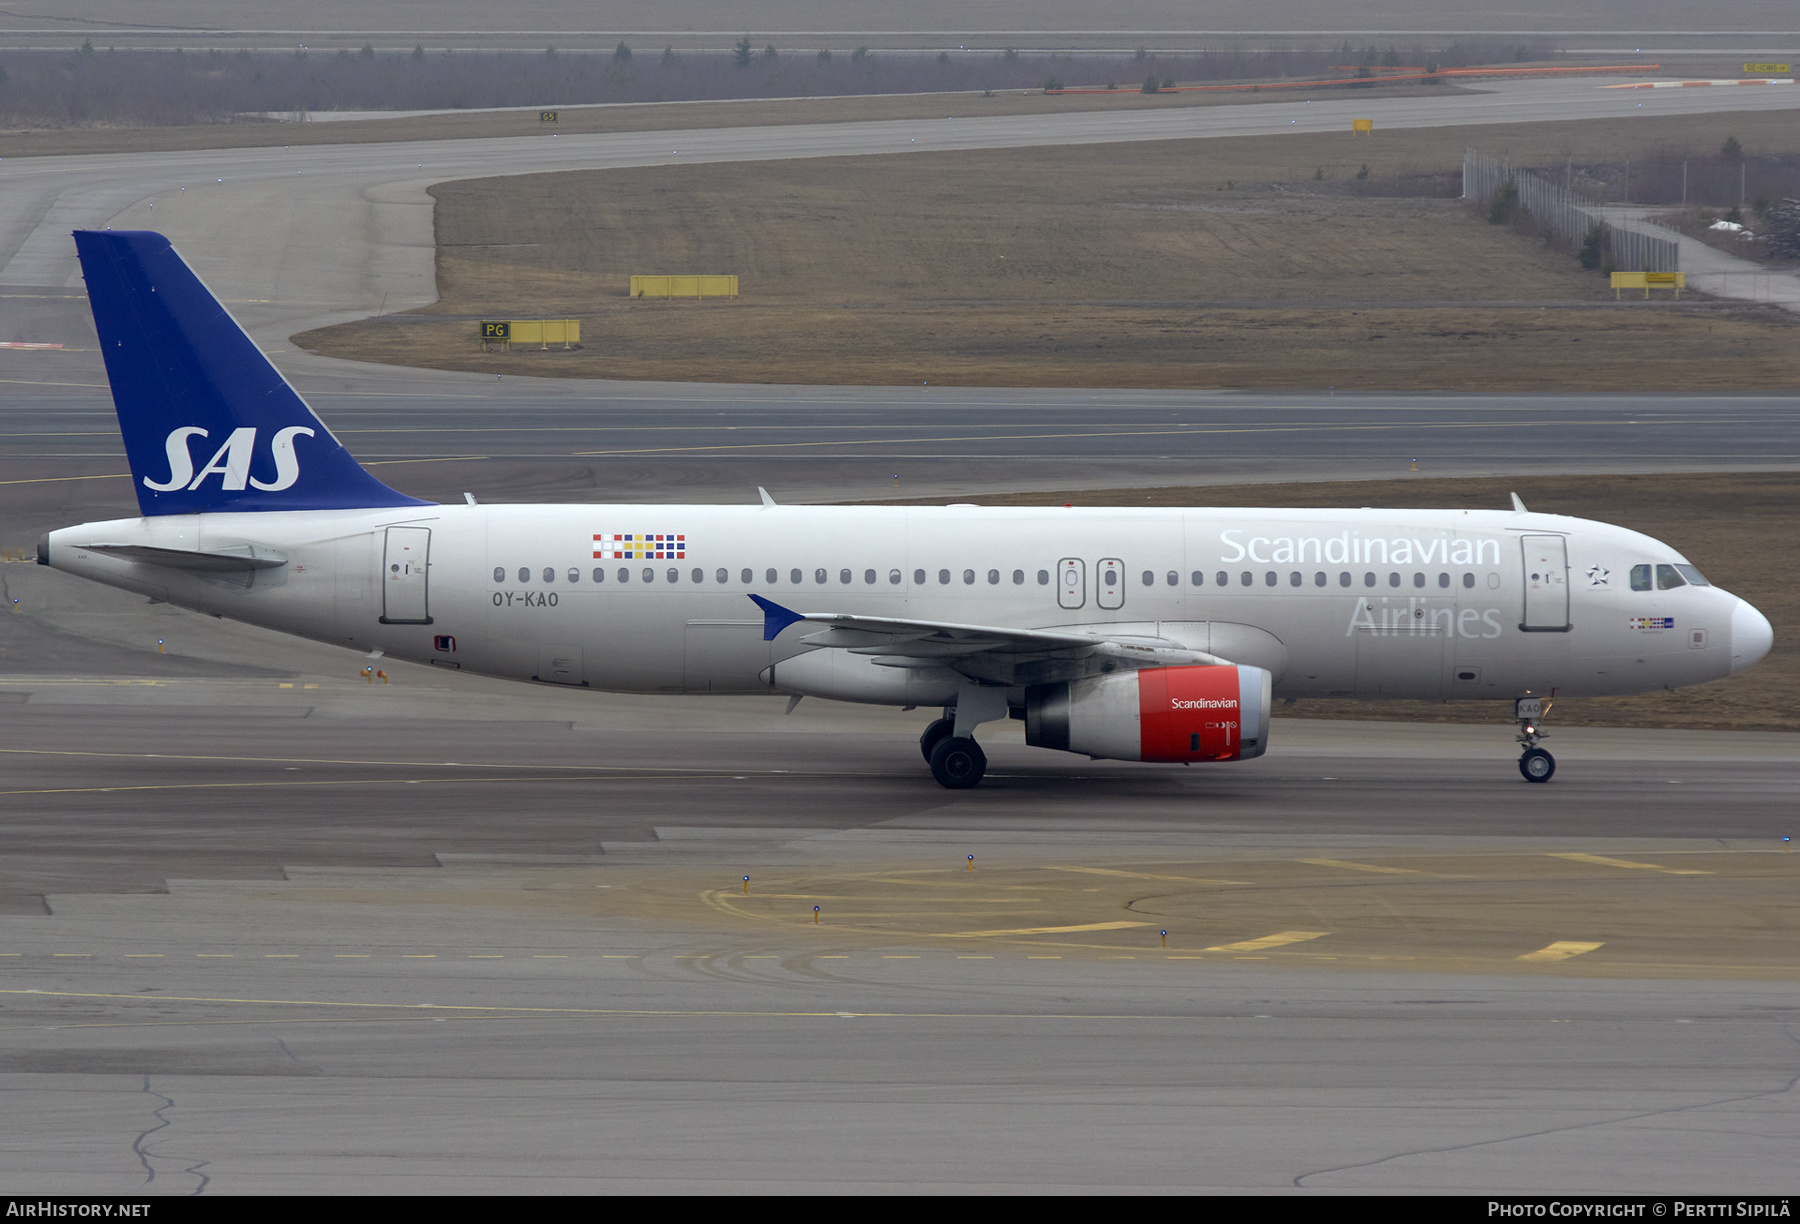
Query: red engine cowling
1024,664,1271,762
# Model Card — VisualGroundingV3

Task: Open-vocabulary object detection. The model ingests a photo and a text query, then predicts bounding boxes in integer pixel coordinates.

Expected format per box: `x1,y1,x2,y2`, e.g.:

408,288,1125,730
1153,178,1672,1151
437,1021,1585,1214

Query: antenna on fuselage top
758,487,777,508
1510,492,1529,513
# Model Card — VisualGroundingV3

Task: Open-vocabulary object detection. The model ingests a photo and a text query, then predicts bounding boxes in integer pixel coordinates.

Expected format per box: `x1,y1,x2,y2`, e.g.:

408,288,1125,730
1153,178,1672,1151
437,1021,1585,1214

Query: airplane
38,231,1775,788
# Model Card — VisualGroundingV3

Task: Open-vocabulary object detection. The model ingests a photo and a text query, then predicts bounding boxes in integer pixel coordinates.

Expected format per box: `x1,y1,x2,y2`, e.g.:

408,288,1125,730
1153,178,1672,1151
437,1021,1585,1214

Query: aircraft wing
749,594,1225,686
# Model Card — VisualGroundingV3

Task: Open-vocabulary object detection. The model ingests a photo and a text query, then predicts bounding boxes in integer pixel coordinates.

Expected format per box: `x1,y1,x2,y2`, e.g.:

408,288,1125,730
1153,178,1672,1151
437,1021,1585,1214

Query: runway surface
2,677,1796,1192
5,389,1800,525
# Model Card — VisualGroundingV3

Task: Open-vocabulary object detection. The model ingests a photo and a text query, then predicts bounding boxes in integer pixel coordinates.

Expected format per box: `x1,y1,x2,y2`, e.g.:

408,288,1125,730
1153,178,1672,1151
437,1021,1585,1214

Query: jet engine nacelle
1025,664,1271,763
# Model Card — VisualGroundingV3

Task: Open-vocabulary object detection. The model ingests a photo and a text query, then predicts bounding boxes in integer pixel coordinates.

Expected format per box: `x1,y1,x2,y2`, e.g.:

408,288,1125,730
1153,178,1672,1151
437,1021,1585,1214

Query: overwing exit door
1097,557,1125,610
380,526,433,624
1521,534,1569,632
1057,558,1085,609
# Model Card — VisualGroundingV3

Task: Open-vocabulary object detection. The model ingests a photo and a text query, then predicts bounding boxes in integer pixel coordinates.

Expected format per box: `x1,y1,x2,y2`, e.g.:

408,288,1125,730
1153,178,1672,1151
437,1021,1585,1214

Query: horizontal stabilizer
79,542,288,572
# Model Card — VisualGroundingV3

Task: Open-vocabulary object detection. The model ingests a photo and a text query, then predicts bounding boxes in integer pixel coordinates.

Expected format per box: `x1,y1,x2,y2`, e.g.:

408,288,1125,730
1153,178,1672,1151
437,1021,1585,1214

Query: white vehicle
41,231,1774,788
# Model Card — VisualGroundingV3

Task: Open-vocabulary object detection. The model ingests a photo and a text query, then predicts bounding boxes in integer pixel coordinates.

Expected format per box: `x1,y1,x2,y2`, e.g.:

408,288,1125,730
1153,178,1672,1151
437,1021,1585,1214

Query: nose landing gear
1515,696,1555,783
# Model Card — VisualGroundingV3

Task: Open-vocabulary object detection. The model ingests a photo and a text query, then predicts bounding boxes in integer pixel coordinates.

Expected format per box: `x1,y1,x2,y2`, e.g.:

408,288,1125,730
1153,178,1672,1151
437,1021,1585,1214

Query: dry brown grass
871,472,1797,731
299,110,1800,391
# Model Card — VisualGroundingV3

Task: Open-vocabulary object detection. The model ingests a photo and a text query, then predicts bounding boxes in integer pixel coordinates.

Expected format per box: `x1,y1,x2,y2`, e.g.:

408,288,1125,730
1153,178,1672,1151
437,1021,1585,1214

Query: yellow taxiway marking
1547,853,1712,876
1049,866,1251,885
1298,858,1425,875
818,955,848,959
1205,931,1330,953
1519,941,1606,962
946,920,1152,938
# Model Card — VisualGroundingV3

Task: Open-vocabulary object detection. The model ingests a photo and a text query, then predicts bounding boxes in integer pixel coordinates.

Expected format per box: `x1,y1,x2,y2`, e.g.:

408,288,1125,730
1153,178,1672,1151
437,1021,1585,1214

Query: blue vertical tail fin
74,229,432,516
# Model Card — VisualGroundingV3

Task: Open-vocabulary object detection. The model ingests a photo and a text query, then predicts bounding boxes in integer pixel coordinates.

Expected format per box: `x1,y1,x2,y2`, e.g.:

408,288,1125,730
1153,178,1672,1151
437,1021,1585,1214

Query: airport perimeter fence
1463,149,1680,272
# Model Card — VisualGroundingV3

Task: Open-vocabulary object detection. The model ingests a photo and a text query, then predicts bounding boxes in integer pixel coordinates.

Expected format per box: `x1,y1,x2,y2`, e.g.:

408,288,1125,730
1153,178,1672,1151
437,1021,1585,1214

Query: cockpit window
1630,564,1652,592
1673,564,1710,587
1655,564,1687,591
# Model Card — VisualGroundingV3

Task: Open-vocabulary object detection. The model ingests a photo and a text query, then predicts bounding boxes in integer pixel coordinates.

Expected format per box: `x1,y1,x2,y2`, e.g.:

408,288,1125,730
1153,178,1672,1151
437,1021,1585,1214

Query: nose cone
1730,598,1773,674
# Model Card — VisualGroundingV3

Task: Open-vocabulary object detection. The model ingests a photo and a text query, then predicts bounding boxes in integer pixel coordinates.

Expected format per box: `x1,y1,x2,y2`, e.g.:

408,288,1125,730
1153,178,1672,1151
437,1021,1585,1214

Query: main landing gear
1515,696,1555,783
923,715,988,787
920,690,1006,790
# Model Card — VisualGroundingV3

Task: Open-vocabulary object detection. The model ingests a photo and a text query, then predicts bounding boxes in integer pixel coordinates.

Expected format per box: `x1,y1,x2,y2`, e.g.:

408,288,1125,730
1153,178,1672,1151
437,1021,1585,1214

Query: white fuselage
47,503,1758,706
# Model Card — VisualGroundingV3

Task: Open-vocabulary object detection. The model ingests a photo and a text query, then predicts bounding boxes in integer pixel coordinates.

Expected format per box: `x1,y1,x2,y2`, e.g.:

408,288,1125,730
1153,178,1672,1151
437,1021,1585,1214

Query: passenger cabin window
815,568,828,584
1463,573,1475,589
916,569,928,585
643,568,655,583
790,569,802,584
1240,572,1252,587
493,567,505,583
1141,570,1154,587
618,568,630,583
1340,572,1352,587
518,567,530,583
1037,570,1049,585
718,569,729,584
593,568,605,583
667,568,679,583
1216,571,1229,587
839,569,852,584
1315,572,1326,587
1013,570,1026,585
569,568,580,583
939,570,951,585
741,569,753,583
988,569,1001,585
963,569,976,585
543,568,555,583
864,569,876,585
890,569,903,585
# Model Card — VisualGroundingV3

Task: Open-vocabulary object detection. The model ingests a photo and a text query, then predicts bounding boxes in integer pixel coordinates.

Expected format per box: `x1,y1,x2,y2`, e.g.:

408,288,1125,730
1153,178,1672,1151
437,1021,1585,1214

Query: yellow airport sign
480,319,580,349
1351,118,1373,134
1743,63,1789,73
631,275,740,299
1612,271,1684,299
540,110,559,123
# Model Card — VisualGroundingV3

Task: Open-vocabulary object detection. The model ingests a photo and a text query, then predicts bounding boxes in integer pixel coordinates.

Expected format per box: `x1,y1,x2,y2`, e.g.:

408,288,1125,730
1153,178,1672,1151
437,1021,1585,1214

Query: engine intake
1025,664,1271,762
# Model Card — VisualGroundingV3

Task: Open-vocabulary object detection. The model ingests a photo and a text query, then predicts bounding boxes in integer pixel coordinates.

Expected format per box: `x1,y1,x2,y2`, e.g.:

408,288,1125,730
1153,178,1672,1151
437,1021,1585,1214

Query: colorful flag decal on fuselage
1629,616,1675,630
593,533,686,560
